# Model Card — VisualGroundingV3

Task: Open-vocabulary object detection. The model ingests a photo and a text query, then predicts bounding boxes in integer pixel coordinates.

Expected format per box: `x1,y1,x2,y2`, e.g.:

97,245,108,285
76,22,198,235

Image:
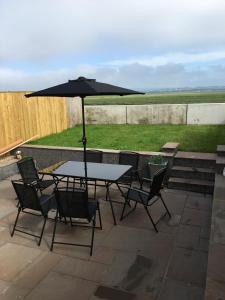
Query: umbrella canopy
25,76,144,188
25,76,144,98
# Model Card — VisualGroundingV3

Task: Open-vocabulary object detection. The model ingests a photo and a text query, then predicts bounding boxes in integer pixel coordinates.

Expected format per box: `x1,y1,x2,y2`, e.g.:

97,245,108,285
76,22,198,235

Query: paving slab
53,256,107,283
0,279,30,300
207,243,225,284
0,243,42,281
25,271,97,300
185,195,212,211
181,208,211,227
0,200,16,221
102,251,171,299
14,252,61,289
211,200,225,245
90,246,118,265
175,224,200,250
101,225,172,252
175,152,216,160
0,179,17,200
161,190,187,214
198,238,209,253
204,278,225,300
167,247,208,287
158,278,204,300
200,226,210,239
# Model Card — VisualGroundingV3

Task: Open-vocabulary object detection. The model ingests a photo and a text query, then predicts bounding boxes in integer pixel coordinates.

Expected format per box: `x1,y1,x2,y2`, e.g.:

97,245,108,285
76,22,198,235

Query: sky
1,0,225,91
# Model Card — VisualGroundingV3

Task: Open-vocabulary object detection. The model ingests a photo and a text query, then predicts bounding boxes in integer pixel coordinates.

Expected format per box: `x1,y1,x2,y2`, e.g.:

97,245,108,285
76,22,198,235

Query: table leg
106,182,117,225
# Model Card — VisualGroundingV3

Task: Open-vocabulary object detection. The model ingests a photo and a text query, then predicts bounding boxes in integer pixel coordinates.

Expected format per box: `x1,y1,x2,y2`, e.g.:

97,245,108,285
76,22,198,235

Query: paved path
0,175,212,299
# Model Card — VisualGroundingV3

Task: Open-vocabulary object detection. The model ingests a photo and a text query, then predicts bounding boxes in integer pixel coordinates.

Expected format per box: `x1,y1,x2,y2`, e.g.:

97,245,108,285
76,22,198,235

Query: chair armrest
141,177,152,183
128,187,150,197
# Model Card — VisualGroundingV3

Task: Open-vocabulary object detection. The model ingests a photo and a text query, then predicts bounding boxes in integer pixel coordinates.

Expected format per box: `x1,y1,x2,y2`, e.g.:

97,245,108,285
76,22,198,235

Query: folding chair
120,168,171,232
51,187,102,255
17,157,55,191
117,151,140,194
11,180,55,245
139,161,169,190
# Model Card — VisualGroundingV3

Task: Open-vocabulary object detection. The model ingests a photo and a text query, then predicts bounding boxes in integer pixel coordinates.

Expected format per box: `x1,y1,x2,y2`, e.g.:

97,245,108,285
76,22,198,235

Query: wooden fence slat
0,92,69,149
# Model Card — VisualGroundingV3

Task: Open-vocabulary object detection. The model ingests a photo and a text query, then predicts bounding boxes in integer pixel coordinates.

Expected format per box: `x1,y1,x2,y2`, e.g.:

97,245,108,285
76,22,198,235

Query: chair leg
50,211,58,251
159,192,171,218
97,202,102,230
38,216,47,246
136,172,142,188
94,181,97,201
11,207,21,237
120,199,128,221
90,216,96,256
120,198,137,221
144,206,158,233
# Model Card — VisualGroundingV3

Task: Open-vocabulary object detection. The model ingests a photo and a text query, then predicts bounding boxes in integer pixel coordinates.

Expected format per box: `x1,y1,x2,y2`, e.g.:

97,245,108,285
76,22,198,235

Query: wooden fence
0,92,68,150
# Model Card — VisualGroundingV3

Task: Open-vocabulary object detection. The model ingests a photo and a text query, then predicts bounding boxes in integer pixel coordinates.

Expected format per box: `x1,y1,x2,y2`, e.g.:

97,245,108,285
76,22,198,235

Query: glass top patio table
40,160,132,225
40,160,132,182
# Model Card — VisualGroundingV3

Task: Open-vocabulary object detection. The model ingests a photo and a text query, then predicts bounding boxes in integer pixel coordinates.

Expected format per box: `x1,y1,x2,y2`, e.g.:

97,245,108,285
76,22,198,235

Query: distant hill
144,86,225,93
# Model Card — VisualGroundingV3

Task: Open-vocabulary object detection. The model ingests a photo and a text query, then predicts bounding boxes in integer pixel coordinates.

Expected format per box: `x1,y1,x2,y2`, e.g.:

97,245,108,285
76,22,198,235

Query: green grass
30,124,225,153
85,91,225,105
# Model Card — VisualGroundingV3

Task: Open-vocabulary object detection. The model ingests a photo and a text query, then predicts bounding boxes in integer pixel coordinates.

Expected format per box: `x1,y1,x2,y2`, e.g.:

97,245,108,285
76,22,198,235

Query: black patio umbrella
26,76,144,187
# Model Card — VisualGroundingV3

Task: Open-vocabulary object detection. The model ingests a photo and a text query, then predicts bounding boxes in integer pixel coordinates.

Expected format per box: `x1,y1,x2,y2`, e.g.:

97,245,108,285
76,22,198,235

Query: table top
40,160,132,182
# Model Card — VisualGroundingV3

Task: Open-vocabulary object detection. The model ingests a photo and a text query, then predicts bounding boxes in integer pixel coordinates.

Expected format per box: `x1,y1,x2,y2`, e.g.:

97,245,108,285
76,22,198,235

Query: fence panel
0,92,68,149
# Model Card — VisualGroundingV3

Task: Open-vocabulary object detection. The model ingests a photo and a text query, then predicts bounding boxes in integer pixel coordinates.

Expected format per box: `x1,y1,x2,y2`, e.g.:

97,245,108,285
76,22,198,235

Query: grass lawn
30,124,225,153
85,91,225,105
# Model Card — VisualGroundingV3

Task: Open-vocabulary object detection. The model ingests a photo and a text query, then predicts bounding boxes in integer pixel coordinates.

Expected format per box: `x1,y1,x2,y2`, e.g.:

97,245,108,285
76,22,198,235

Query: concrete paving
0,175,212,299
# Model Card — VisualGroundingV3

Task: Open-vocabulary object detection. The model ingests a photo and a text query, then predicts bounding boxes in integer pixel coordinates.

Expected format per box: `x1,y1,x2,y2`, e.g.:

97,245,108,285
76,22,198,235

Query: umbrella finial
68,77,96,83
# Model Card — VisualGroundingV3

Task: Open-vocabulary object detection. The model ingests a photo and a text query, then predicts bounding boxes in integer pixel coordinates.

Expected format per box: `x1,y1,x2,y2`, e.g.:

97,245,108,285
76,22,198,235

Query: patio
0,174,211,300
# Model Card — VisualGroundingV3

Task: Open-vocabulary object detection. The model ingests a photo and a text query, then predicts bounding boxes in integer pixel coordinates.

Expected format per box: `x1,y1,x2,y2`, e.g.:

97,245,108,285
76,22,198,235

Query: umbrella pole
81,96,88,190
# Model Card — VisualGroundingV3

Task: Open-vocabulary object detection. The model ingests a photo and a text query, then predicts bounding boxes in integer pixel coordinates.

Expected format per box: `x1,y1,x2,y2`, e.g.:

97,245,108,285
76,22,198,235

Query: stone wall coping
18,144,174,158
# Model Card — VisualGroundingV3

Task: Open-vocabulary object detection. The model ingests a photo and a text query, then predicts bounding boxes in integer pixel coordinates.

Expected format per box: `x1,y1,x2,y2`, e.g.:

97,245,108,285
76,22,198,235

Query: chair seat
126,188,149,205
40,194,56,215
88,201,98,220
37,179,55,190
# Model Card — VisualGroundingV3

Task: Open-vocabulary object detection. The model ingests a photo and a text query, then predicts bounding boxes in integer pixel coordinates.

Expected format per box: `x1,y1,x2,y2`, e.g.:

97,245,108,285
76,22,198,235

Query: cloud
1,0,225,61
106,51,225,67
1,0,225,89
1,62,225,91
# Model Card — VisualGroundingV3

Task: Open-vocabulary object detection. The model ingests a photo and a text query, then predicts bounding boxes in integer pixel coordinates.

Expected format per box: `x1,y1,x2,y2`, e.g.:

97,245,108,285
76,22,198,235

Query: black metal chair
117,151,140,193
120,167,171,232
83,150,103,199
11,180,55,245
139,161,169,190
17,157,55,191
86,149,103,163
51,187,102,255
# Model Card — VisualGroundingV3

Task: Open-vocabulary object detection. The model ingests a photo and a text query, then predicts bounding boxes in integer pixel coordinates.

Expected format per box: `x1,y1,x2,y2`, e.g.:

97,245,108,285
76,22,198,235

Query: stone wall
187,103,225,125
126,104,186,124
15,145,173,171
71,103,225,125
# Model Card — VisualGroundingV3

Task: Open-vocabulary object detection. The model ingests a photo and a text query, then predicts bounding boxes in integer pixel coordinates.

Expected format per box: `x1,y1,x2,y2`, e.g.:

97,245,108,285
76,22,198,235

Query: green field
30,124,225,153
85,91,225,105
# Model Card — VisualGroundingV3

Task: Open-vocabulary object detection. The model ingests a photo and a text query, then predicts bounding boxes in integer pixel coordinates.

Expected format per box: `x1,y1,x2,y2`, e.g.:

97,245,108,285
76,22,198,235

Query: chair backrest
17,157,39,184
55,188,90,220
119,151,139,169
86,150,103,163
149,167,167,199
12,180,42,212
